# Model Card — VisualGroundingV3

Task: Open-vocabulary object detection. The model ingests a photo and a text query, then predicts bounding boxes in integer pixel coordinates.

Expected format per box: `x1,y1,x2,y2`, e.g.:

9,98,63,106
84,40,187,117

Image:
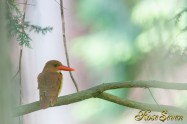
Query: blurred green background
8,0,187,124
69,0,187,123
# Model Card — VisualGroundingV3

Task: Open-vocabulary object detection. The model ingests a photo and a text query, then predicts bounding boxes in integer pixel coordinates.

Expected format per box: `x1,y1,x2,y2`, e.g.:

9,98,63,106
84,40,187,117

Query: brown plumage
38,60,75,109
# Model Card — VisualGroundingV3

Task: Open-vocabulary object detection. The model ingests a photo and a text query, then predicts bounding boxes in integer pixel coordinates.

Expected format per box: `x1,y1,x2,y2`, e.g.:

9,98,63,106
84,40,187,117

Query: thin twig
53,0,66,9
18,48,23,102
18,1,27,124
59,0,79,92
20,0,27,102
18,48,23,124
16,2,35,6
12,69,19,79
147,88,159,105
14,80,187,116
11,46,23,123
12,49,23,80
98,92,187,115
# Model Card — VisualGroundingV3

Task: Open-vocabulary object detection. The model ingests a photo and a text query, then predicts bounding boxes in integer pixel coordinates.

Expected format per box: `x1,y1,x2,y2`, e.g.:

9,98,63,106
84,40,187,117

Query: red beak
57,65,75,71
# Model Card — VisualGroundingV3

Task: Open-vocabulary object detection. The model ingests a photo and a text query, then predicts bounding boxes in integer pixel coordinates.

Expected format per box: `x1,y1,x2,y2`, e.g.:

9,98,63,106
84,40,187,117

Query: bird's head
43,60,75,72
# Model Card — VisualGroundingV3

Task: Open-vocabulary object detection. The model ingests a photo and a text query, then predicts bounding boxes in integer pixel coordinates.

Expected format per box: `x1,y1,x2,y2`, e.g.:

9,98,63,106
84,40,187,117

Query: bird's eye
54,64,58,67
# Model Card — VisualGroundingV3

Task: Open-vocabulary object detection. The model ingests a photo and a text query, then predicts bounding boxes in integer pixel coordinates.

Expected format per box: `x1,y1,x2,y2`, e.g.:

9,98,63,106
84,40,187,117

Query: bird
37,60,75,109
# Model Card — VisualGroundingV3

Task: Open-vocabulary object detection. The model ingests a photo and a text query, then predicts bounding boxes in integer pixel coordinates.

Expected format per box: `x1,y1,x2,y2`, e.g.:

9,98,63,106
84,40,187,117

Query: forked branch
14,80,187,117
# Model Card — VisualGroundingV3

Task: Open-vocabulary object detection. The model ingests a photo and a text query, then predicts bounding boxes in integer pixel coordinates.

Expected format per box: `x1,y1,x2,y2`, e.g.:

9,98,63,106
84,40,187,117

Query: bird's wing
57,72,63,96
37,72,45,89
38,72,62,97
37,72,62,109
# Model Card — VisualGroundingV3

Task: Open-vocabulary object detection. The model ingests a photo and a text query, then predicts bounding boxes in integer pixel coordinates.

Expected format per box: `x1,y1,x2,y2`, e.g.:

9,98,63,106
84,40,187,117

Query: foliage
7,0,53,47
174,8,187,32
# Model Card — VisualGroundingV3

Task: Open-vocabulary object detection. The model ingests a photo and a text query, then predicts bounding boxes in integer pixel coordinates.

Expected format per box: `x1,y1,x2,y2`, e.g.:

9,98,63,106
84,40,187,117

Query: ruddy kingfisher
37,60,75,109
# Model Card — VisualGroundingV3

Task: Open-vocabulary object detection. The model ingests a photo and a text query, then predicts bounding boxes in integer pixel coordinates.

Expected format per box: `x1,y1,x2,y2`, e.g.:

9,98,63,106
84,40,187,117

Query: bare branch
16,2,35,6
18,48,23,124
18,1,27,123
147,88,159,105
14,80,187,117
98,92,187,115
59,0,79,92
12,49,22,79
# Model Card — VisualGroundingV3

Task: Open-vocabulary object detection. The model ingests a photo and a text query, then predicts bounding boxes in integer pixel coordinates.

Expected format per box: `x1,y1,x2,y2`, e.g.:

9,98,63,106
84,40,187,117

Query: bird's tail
40,96,50,109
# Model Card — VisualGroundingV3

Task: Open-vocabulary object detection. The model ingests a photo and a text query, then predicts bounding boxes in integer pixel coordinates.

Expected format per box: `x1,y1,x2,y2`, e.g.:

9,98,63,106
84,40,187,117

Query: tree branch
14,80,187,117
59,0,79,92
98,92,187,115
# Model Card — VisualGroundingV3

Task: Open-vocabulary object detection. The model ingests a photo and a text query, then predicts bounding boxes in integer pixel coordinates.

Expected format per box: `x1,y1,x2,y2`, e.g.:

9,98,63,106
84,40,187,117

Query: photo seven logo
135,110,183,122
